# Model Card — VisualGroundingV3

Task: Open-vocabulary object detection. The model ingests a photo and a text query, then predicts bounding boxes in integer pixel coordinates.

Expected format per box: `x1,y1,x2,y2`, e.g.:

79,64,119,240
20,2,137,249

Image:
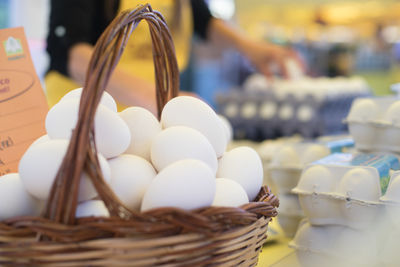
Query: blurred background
2,0,400,127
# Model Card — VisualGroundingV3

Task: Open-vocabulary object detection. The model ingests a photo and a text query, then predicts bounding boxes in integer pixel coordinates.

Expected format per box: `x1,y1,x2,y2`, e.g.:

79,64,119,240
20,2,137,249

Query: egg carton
292,153,399,229
374,170,400,267
379,226,400,266
268,138,354,194
256,135,303,192
289,221,380,267
345,96,400,153
277,193,304,237
380,171,400,226
215,76,370,140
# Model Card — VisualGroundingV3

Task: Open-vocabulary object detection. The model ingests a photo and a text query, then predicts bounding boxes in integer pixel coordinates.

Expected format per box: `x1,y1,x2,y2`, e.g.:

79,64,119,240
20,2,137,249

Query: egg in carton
268,139,354,194
292,153,400,229
257,92,280,139
216,89,272,140
345,96,400,153
289,220,380,267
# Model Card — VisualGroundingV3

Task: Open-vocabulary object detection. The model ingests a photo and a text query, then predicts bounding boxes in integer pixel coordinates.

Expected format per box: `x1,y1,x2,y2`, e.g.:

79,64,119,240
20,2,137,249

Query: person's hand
240,40,305,80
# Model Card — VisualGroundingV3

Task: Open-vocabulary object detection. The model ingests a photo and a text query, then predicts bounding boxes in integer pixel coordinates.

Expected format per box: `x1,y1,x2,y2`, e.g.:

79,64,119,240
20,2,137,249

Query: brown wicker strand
43,4,180,228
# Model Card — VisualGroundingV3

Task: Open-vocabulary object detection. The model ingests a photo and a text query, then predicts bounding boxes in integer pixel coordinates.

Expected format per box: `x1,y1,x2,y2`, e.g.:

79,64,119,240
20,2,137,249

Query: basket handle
43,4,179,225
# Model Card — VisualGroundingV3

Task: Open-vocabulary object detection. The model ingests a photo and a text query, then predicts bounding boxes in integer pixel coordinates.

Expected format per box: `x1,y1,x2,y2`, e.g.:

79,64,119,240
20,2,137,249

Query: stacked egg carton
379,171,400,266
344,95,400,265
290,153,400,266
345,96,400,153
215,74,371,140
266,138,354,237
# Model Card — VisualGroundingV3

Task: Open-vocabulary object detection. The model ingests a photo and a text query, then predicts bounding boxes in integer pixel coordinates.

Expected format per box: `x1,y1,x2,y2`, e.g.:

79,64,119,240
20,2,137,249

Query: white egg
243,73,270,91
78,153,112,202
217,146,263,201
347,99,379,122
108,154,156,211
45,98,131,158
383,101,400,126
271,146,300,167
19,139,111,200
76,200,110,218
30,134,50,147
296,165,335,193
302,145,330,164
212,178,249,207
61,87,117,112
218,115,233,143
338,168,380,201
0,173,41,220
141,159,216,211
119,107,161,161
161,96,227,157
151,126,218,173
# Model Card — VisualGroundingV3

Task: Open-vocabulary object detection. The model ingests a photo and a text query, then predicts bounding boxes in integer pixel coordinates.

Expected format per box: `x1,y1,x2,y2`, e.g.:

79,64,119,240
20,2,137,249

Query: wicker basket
0,5,278,266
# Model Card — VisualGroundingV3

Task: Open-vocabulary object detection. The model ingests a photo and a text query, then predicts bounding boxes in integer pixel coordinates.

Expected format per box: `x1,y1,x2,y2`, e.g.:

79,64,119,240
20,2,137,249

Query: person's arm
68,43,157,113
189,0,304,79
207,18,304,79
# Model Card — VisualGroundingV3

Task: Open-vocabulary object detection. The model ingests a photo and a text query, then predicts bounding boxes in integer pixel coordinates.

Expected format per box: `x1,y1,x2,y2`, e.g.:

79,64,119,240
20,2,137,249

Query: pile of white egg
0,88,264,220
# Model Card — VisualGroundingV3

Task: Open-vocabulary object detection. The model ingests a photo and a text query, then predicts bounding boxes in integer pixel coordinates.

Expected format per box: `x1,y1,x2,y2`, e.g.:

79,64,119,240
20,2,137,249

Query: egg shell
243,73,269,91
296,165,335,194
161,96,227,157
19,139,111,200
45,98,131,158
212,178,249,207
78,153,112,202
0,173,40,220
119,107,161,161
108,154,156,211
76,200,110,218
271,146,301,167
61,87,117,112
347,98,380,122
217,146,263,201
302,145,330,165
151,126,218,173
30,134,50,147
383,101,400,126
338,168,380,201
218,115,233,143
141,159,216,211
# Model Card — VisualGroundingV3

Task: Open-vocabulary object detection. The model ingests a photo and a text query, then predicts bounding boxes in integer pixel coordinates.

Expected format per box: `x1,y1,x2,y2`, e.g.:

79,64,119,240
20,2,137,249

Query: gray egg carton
215,89,370,141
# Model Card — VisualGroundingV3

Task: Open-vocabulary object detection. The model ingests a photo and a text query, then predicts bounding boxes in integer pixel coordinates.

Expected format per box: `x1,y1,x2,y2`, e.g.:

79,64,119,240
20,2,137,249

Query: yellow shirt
45,0,192,110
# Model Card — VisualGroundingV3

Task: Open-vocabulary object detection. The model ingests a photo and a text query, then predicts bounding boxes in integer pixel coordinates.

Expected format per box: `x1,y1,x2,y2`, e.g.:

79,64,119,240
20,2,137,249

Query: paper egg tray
277,193,304,237
215,89,368,140
345,96,400,153
266,140,354,236
289,221,380,267
268,140,354,194
292,153,399,229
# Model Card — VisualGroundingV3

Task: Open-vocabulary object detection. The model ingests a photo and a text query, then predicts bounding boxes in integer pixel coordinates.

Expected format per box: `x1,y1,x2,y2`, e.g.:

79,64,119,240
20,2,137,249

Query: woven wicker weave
0,5,278,266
